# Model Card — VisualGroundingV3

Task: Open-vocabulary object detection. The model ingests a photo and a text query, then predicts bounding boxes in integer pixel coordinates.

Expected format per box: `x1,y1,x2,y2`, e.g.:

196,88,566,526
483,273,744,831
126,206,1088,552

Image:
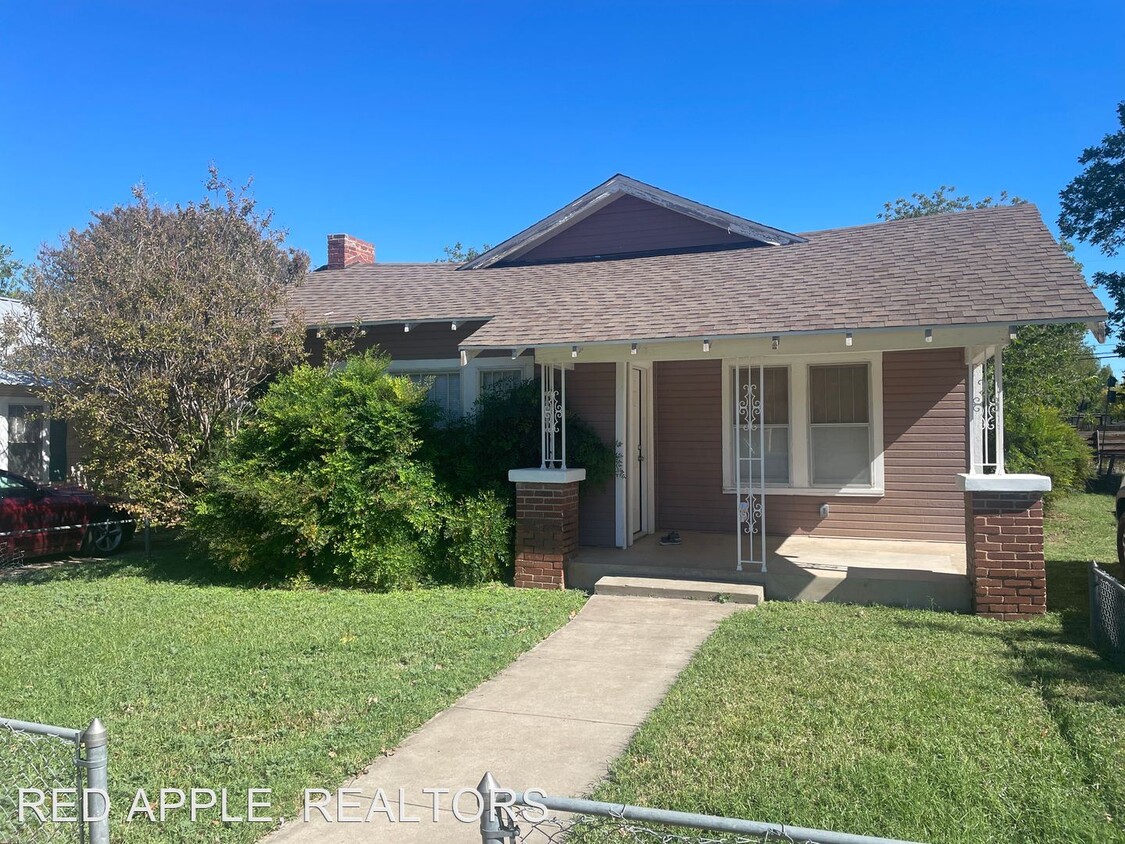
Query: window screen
808,364,871,485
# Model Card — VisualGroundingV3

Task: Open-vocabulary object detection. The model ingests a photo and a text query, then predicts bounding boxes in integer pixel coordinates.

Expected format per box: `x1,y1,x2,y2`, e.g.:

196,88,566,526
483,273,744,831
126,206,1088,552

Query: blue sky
1,1,1122,366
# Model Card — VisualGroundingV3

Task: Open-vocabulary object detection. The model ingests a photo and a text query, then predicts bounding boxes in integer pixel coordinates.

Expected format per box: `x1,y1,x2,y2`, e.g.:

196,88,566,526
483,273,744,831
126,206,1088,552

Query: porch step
594,576,764,605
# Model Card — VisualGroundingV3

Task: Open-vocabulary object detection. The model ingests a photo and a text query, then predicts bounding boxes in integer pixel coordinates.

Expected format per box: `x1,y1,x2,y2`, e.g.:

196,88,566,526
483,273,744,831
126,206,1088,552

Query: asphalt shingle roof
287,203,1105,349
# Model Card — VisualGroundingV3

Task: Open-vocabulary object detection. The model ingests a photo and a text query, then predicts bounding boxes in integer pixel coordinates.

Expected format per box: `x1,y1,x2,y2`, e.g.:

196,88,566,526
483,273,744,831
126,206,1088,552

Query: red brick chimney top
327,234,375,269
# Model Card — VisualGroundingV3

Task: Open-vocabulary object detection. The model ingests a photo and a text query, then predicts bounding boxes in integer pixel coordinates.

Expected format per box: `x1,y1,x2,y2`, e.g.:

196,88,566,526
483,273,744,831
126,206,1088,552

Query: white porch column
967,345,1004,474
994,347,1005,475
540,364,568,469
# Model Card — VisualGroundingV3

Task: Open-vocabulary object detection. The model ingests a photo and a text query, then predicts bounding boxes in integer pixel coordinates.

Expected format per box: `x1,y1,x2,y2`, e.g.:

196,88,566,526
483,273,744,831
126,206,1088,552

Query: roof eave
457,314,1110,352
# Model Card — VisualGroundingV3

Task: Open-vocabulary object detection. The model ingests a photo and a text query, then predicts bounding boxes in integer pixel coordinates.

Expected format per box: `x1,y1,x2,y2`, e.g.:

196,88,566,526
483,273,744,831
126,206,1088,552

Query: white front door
628,366,646,538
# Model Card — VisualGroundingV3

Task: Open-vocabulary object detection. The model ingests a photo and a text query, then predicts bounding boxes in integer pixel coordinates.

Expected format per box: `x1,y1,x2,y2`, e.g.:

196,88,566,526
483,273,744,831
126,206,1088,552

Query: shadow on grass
0,529,275,589
894,614,1123,716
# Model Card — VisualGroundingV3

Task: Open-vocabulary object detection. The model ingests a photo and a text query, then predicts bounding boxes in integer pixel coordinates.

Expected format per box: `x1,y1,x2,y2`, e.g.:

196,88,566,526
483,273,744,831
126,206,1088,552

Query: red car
0,471,135,563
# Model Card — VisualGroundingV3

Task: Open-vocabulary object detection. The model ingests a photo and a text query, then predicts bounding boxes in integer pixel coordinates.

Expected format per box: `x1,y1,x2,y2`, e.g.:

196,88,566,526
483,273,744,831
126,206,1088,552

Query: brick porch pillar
509,469,586,589
957,474,1051,620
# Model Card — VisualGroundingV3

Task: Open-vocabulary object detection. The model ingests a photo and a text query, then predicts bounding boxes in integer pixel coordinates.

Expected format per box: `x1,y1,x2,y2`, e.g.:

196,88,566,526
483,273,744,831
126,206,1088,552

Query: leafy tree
438,242,491,263
9,169,308,523
0,244,24,298
1059,101,1125,353
878,185,1023,220
1002,323,1109,414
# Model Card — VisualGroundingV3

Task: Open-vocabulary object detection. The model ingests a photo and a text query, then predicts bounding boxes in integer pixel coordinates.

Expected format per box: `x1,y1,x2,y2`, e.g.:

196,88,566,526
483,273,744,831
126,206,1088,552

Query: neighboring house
291,175,1106,619
0,297,71,483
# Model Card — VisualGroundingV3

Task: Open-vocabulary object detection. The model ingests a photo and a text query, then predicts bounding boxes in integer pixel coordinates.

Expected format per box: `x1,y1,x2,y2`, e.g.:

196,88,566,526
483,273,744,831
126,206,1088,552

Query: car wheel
84,520,124,555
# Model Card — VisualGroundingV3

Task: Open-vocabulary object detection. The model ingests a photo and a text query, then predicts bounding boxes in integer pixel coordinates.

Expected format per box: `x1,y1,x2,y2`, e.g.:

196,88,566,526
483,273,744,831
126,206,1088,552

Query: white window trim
387,357,534,418
721,353,884,497
0,398,50,482
471,360,534,408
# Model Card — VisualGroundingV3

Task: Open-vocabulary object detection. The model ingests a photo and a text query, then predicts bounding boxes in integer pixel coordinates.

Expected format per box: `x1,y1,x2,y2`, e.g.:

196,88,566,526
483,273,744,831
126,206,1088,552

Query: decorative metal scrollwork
542,389,560,436
734,365,767,573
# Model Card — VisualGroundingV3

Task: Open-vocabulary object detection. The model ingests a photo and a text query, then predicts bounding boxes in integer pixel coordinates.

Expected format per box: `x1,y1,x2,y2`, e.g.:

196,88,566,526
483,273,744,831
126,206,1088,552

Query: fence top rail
501,788,926,844
0,717,83,743
1092,561,1125,589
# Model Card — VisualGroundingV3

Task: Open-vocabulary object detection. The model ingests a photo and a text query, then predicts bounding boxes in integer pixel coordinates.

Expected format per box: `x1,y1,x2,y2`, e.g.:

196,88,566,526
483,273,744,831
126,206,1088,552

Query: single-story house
290,175,1106,619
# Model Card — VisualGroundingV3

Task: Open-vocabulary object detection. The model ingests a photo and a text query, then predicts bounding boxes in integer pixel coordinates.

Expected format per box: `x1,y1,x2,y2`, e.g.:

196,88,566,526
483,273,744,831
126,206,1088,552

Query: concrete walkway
267,594,742,843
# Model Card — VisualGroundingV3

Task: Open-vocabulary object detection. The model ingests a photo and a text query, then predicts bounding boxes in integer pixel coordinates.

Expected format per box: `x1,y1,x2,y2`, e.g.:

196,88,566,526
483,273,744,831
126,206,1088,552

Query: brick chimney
327,234,375,269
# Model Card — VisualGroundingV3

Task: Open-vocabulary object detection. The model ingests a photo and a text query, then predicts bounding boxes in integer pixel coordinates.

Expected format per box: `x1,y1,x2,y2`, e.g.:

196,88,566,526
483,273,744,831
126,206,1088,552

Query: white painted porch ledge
508,468,587,484
956,473,1052,493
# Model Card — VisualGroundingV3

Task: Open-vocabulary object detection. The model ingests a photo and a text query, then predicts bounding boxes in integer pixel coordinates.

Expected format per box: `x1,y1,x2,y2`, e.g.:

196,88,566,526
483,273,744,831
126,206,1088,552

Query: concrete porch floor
569,532,970,611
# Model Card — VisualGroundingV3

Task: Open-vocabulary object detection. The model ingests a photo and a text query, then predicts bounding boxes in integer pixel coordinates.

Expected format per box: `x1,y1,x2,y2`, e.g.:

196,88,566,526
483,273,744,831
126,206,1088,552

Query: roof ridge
797,202,1038,238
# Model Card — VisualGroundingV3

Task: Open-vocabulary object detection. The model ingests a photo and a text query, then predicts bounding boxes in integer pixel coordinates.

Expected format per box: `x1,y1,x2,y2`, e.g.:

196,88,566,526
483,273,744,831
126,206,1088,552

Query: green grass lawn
0,536,586,842
588,490,1125,844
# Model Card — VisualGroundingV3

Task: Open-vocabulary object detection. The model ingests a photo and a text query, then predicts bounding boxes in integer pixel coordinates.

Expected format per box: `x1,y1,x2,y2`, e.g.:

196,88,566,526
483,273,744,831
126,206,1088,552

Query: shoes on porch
659,531,682,546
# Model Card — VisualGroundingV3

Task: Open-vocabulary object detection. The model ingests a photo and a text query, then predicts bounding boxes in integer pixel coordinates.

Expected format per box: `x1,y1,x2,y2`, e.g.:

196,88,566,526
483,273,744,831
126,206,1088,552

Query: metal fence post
1090,561,1098,648
83,718,109,844
478,772,514,843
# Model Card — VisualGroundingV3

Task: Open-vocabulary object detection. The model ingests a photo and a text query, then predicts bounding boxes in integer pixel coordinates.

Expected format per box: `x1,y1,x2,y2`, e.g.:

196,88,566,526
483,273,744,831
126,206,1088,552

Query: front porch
569,531,970,610
508,333,1051,619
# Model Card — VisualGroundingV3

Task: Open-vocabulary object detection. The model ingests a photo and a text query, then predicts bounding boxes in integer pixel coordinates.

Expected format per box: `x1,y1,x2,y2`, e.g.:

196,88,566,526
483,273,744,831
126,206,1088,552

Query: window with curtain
809,363,871,485
734,366,790,485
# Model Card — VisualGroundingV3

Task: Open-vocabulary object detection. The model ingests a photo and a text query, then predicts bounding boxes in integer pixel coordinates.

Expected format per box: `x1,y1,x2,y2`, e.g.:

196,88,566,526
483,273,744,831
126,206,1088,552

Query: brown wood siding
514,195,756,263
654,349,968,542
567,363,618,547
306,321,491,364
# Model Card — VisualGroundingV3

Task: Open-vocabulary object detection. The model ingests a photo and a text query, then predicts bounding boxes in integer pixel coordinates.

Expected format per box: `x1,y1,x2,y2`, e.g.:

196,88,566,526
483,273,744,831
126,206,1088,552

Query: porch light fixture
924,328,933,343
1009,324,1019,340
771,336,780,350
703,338,711,353
450,321,459,331
630,343,638,355
403,322,416,333
845,332,853,347
571,345,579,358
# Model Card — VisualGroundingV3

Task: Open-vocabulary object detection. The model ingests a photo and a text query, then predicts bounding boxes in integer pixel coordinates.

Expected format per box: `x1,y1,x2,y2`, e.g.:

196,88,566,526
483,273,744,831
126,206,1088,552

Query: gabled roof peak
460,174,806,270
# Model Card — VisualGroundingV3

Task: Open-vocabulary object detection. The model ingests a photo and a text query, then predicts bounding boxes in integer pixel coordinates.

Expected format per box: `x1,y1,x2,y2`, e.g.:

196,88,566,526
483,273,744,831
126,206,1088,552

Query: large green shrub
1005,402,1094,504
423,378,620,501
189,353,511,589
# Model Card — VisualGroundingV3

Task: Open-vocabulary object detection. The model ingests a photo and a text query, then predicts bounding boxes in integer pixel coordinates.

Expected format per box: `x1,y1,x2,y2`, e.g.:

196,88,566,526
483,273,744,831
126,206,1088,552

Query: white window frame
475,363,532,402
387,357,534,418
721,353,884,496
390,360,464,419
729,364,793,489
0,397,50,482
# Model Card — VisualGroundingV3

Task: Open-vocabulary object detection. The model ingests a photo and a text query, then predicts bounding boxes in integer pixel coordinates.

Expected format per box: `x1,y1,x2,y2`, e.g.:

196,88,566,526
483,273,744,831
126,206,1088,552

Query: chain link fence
477,774,924,844
1090,561,1125,660
0,718,108,844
